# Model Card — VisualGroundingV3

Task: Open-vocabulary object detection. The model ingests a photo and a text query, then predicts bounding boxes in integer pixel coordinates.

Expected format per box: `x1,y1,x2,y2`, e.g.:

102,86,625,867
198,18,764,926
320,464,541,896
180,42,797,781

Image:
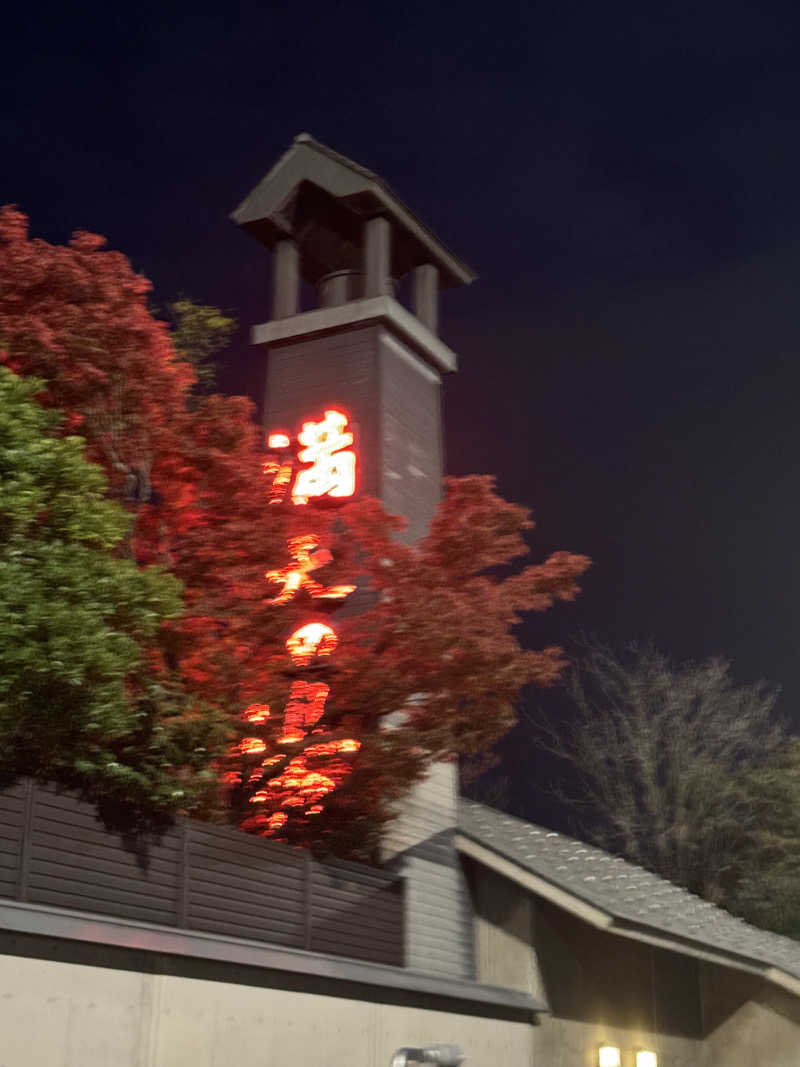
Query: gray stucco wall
469,863,705,1066
469,861,800,1065
700,963,800,1067
533,896,703,1067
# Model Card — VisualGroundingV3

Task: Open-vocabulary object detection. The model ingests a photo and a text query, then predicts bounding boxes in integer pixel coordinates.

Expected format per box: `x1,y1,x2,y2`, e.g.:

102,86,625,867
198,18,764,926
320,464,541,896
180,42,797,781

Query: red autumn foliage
227,481,590,855
0,206,590,857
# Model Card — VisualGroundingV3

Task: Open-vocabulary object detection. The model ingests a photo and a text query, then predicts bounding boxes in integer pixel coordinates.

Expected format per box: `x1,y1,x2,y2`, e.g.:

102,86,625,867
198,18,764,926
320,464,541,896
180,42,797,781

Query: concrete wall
0,946,533,1067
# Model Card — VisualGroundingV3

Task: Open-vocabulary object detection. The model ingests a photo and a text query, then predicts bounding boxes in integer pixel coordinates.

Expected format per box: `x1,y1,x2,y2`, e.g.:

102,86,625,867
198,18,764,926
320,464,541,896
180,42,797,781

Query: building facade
234,134,477,982
1,137,799,1065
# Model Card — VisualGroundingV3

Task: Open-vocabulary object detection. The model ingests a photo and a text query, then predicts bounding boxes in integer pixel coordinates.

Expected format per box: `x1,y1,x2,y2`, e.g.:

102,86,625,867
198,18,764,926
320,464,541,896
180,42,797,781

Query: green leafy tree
169,298,235,392
0,366,224,812
724,740,800,937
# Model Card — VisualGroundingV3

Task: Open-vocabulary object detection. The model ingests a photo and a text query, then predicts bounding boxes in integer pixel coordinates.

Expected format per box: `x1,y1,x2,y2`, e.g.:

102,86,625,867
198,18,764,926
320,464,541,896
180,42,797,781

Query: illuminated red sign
263,409,357,506
237,409,362,835
284,621,338,665
265,534,355,605
292,409,356,505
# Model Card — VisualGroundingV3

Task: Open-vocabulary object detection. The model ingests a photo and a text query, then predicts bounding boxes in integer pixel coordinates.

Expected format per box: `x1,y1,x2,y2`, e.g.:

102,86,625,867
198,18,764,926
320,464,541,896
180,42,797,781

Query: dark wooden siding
265,324,383,500
26,785,182,925
378,330,443,543
0,781,26,900
186,823,306,947
310,855,404,964
0,782,403,966
265,323,444,542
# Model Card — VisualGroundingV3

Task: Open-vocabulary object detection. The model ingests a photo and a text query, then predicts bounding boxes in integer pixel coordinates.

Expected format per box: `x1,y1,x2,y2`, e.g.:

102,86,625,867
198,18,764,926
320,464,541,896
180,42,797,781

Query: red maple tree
0,206,590,856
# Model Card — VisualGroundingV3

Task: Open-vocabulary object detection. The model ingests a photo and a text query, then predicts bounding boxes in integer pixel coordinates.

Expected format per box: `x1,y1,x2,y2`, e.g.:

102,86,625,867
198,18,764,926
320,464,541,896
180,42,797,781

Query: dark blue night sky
5,0,800,824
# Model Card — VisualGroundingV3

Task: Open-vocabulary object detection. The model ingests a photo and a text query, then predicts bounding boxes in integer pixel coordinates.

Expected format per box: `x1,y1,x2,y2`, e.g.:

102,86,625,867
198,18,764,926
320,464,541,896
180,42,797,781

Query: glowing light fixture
598,1047,621,1067
636,1053,657,1067
267,432,291,449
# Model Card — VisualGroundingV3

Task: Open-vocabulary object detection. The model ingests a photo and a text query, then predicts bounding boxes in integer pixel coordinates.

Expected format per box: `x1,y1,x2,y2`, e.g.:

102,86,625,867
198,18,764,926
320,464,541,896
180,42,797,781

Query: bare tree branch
524,638,783,900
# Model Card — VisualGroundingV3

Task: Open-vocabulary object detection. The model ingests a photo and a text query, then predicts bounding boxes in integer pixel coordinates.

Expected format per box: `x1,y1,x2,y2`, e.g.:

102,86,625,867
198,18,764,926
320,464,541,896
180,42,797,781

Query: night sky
5,2,800,824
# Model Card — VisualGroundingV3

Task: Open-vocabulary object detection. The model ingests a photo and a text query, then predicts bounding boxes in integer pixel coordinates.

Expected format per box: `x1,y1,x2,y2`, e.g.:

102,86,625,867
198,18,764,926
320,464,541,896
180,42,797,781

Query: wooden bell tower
232,134,477,979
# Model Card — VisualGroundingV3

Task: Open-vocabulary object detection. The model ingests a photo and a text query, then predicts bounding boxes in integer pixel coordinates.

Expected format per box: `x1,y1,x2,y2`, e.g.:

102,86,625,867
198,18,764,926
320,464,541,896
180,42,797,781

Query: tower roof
231,134,476,289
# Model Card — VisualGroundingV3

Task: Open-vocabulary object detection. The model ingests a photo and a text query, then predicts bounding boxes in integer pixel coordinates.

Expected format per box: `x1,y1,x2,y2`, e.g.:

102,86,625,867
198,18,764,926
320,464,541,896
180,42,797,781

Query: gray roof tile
457,799,800,982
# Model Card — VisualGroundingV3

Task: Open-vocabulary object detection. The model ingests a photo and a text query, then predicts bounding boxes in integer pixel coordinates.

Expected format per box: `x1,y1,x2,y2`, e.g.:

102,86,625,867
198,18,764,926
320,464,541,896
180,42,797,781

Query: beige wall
0,950,534,1067
472,859,540,996
469,861,800,1067
8,863,800,1066
700,963,800,1067
470,864,704,1066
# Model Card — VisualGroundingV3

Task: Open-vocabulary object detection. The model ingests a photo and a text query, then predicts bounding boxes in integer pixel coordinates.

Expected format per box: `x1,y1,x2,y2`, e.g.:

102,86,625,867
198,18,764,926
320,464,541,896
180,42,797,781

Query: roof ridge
292,132,382,183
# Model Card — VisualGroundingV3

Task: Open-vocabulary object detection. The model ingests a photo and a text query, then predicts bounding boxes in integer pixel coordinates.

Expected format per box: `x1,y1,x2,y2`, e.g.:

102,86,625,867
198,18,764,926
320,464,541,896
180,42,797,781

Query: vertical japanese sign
236,410,360,835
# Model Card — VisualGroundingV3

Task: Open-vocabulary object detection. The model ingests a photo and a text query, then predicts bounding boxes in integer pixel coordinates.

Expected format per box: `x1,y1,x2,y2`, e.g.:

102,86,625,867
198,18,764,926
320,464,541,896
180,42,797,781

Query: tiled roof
457,799,800,985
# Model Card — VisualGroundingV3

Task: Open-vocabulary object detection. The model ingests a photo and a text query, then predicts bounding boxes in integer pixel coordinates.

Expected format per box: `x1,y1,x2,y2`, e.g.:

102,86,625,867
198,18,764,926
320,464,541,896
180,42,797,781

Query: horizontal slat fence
0,781,403,966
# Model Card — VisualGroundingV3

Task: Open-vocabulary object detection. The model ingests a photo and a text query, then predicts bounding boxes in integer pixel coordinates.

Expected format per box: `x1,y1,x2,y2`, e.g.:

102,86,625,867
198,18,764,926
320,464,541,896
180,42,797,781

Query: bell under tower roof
231,133,476,290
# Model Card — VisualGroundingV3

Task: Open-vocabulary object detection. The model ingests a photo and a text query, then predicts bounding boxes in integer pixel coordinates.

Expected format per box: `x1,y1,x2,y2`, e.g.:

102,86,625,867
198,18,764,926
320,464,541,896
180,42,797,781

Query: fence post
177,820,190,927
16,779,35,902
304,852,313,951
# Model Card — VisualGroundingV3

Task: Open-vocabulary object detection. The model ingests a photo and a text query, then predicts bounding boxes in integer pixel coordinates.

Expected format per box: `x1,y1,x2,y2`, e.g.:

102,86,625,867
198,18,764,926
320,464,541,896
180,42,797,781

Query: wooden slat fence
0,781,403,966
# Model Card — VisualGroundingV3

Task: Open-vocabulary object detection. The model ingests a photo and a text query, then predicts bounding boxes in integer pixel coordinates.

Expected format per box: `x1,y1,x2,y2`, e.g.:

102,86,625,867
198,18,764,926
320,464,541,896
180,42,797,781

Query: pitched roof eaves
457,799,800,997
231,134,477,286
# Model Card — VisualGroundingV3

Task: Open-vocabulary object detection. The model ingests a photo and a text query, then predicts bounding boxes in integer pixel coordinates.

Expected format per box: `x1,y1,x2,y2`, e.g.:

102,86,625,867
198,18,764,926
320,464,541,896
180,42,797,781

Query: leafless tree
527,640,784,902
459,750,511,810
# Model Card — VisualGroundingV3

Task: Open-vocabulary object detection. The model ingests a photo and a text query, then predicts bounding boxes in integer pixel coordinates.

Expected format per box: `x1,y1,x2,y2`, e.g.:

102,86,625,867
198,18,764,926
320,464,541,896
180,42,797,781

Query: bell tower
232,134,477,979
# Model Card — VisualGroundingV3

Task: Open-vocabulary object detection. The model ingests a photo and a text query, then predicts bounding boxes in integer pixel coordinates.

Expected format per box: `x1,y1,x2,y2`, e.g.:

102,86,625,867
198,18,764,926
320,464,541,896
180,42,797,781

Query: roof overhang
252,295,458,374
455,832,800,1000
231,134,477,290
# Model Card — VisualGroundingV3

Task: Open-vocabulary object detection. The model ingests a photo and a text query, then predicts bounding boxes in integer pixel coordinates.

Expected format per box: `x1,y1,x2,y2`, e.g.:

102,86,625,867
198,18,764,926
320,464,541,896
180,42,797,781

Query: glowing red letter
292,410,356,505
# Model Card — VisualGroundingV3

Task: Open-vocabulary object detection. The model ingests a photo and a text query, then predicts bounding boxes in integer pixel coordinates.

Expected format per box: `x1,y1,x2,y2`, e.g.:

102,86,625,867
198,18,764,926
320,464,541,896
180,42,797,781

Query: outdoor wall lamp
598,1046,621,1067
391,1046,464,1067
635,1052,658,1067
